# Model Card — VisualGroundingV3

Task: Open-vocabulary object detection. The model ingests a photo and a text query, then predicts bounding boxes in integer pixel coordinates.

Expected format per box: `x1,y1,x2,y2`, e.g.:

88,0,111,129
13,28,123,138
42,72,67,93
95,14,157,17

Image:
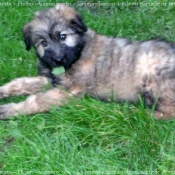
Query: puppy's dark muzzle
55,57,64,65
51,57,65,67
55,57,64,62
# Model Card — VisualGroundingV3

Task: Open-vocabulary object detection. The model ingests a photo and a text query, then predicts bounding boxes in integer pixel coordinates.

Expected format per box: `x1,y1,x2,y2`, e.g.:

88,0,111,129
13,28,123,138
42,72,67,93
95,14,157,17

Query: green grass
1,0,175,174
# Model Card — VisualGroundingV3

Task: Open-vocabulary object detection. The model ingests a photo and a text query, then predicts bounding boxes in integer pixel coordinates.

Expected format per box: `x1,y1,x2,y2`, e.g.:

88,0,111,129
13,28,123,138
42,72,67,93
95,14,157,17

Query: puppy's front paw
0,87,7,99
0,103,19,120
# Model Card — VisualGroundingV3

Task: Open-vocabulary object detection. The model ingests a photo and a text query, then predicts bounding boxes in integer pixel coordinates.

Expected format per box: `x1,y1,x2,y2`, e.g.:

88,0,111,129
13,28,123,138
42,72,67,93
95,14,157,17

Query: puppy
0,5,175,119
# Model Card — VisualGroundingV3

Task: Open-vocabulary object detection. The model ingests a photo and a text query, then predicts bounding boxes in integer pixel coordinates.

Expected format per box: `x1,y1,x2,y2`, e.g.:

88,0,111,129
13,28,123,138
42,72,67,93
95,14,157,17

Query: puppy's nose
55,57,64,62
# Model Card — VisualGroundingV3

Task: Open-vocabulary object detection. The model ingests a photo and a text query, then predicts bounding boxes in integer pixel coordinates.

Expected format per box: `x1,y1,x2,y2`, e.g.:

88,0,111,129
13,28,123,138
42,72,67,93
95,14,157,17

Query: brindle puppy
0,5,175,119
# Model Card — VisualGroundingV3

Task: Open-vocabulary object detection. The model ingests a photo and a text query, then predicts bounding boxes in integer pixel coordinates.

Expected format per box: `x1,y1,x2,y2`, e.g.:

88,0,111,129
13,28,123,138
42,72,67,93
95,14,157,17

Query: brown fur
1,5,175,119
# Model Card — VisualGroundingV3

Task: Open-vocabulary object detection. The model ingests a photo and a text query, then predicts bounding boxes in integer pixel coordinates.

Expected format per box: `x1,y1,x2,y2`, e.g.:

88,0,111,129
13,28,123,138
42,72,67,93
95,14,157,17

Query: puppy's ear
70,15,87,33
23,24,32,51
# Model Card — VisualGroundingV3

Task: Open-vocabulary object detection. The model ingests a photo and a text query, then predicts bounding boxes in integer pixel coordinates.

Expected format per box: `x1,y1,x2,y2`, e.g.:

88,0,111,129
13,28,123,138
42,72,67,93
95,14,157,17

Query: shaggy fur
0,5,175,119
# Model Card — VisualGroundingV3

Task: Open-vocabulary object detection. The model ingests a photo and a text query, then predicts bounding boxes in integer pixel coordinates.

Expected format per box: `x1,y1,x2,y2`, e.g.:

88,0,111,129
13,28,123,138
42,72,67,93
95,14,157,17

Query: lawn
0,0,175,174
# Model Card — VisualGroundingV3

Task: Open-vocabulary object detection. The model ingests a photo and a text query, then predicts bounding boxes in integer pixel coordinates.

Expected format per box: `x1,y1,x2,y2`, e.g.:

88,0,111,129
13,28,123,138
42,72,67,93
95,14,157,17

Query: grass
1,0,175,174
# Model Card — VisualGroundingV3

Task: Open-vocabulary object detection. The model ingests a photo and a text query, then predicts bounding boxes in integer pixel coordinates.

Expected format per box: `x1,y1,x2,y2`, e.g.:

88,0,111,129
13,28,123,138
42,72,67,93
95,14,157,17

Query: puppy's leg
153,96,175,119
0,87,80,119
0,76,49,99
154,104,175,120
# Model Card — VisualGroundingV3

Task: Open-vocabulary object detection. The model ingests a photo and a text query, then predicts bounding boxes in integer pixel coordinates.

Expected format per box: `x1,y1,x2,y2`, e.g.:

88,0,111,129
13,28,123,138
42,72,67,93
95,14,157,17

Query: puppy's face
23,5,87,70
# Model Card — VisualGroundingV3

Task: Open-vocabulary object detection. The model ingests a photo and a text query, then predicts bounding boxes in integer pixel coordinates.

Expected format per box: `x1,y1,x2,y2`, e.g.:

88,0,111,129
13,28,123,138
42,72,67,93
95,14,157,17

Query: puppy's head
23,4,87,70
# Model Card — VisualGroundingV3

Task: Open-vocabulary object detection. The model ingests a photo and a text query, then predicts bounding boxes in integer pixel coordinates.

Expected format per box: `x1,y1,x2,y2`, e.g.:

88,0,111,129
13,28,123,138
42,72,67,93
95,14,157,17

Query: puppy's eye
41,40,48,47
60,34,67,40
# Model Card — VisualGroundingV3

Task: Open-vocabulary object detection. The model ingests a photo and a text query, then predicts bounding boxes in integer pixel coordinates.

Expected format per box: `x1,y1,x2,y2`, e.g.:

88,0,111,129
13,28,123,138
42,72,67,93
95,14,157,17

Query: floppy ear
70,15,87,33
23,24,32,51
